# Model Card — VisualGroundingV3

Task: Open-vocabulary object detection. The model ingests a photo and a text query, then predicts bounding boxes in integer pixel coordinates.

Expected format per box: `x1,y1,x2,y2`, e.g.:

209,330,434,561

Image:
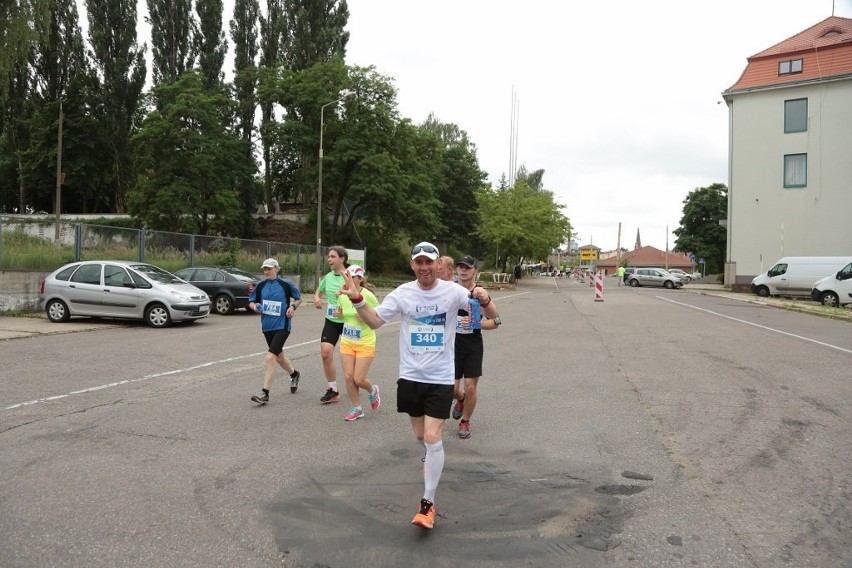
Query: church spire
634,228,642,250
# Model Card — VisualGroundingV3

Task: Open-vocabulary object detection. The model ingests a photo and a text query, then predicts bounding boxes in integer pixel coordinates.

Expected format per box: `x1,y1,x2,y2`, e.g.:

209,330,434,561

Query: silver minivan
627,268,684,289
39,260,211,327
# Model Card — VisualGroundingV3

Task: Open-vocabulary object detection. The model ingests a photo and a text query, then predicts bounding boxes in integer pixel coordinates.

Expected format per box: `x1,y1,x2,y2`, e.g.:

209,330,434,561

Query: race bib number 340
408,313,446,353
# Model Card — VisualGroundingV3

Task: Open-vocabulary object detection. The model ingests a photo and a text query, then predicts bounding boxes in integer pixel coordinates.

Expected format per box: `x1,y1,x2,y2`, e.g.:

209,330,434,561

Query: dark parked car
174,266,258,315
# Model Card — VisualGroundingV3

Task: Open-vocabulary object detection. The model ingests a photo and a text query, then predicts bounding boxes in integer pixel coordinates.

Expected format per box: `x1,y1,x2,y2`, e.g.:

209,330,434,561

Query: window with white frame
779,59,803,75
784,98,807,133
783,154,807,188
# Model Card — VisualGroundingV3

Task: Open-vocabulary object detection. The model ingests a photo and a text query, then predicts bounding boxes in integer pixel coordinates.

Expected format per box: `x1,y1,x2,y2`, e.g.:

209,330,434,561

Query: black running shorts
396,379,453,419
454,333,484,379
263,329,291,355
320,319,344,345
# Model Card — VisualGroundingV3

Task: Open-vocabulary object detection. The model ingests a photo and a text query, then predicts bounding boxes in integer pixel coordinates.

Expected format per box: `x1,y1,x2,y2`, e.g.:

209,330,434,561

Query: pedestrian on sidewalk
249,258,302,405
334,265,381,422
338,241,498,530
313,246,349,404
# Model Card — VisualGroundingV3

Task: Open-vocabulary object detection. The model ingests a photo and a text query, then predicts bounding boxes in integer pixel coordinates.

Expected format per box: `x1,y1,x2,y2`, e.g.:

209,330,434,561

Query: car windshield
131,264,182,284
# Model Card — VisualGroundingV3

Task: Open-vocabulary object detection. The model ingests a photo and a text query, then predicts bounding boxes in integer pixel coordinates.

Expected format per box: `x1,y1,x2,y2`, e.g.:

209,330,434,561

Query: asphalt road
1,277,850,567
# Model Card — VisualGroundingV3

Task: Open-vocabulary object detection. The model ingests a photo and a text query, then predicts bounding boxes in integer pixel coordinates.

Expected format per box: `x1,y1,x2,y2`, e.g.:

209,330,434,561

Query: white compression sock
423,440,444,503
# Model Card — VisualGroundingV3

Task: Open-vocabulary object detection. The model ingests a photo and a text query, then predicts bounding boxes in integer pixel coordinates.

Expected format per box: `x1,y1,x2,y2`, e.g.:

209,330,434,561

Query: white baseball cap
347,265,365,278
410,242,439,261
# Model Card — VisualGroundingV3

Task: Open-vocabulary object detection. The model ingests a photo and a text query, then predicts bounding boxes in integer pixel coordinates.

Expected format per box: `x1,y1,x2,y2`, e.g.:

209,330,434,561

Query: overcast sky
344,0,850,252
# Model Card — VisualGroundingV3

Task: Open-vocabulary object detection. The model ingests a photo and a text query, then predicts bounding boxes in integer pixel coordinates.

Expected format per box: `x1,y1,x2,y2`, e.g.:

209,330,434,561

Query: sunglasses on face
410,244,438,256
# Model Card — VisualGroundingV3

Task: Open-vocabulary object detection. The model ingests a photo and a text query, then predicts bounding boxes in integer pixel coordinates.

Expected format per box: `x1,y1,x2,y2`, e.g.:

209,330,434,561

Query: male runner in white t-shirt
338,241,498,529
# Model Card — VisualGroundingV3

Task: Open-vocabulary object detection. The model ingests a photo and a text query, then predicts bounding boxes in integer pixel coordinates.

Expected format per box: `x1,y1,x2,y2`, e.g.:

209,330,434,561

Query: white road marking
5,291,529,411
658,295,852,355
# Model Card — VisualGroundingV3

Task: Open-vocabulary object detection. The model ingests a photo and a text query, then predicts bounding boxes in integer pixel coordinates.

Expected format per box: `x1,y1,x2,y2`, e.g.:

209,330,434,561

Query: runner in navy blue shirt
249,258,302,405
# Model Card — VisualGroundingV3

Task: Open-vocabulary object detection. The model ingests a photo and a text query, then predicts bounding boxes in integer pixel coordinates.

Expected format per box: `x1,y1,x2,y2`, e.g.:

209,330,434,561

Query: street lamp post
316,89,355,285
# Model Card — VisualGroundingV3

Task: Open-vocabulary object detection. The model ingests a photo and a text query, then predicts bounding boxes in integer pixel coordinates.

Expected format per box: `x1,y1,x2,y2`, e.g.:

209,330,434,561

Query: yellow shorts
340,341,376,358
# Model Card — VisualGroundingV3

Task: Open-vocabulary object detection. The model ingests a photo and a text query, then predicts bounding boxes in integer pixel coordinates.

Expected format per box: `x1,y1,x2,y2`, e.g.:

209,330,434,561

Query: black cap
458,255,477,268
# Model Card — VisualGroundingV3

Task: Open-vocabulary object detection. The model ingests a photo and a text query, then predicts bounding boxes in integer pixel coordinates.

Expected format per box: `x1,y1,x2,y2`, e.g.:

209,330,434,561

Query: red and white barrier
594,271,604,302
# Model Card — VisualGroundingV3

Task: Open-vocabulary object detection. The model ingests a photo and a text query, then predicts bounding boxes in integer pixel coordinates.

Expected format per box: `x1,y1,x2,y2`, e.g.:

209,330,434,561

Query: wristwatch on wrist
493,315,502,326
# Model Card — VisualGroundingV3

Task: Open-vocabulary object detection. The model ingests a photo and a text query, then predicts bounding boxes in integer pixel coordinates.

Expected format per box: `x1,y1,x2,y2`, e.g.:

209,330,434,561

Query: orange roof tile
726,16,852,93
597,246,692,268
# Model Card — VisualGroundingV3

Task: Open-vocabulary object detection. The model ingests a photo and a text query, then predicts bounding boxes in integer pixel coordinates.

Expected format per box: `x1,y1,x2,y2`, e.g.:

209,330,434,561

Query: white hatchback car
40,260,211,327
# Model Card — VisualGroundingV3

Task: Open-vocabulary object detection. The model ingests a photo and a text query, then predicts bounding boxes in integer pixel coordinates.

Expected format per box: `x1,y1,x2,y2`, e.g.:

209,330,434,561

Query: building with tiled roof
596,246,693,276
721,16,852,289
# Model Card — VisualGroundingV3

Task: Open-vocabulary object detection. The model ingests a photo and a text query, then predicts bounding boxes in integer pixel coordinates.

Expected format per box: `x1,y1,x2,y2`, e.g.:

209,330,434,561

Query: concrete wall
0,271,50,313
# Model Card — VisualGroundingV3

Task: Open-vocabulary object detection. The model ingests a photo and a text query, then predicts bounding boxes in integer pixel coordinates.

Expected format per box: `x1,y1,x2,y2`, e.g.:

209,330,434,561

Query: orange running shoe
411,498,436,529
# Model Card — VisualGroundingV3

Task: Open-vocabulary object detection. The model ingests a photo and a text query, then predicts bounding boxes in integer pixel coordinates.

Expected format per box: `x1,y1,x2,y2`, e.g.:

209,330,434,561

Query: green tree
514,165,544,191
257,0,285,212
195,0,227,90
22,0,107,214
272,61,442,245
0,0,49,104
229,0,261,232
146,0,196,85
86,0,147,213
419,114,487,255
128,71,252,235
281,0,349,72
673,182,727,274
476,179,571,271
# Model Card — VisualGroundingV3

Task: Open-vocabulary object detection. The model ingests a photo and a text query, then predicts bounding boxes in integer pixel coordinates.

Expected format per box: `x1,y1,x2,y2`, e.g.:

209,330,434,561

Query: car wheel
664,280,674,289
213,294,235,315
755,286,770,297
820,291,840,307
46,299,70,323
629,279,639,287
145,303,172,328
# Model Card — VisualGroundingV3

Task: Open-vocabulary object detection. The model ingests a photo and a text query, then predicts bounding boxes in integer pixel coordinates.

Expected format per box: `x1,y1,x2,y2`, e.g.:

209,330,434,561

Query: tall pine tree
86,0,146,213
195,0,226,90
230,0,261,231
147,0,196,86
281,0,349,72
258,0,285,212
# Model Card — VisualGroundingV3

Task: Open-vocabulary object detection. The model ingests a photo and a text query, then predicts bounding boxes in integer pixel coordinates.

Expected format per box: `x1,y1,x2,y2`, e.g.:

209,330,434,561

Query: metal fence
0,215,364,290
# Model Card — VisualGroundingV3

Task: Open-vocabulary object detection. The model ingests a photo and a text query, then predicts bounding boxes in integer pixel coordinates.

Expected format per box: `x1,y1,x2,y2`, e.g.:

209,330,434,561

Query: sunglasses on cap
410,244,439,256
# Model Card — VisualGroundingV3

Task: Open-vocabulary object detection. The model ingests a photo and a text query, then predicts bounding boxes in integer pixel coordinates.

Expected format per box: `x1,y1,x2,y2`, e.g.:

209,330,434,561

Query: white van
750,256,852,298
810,262,852,307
